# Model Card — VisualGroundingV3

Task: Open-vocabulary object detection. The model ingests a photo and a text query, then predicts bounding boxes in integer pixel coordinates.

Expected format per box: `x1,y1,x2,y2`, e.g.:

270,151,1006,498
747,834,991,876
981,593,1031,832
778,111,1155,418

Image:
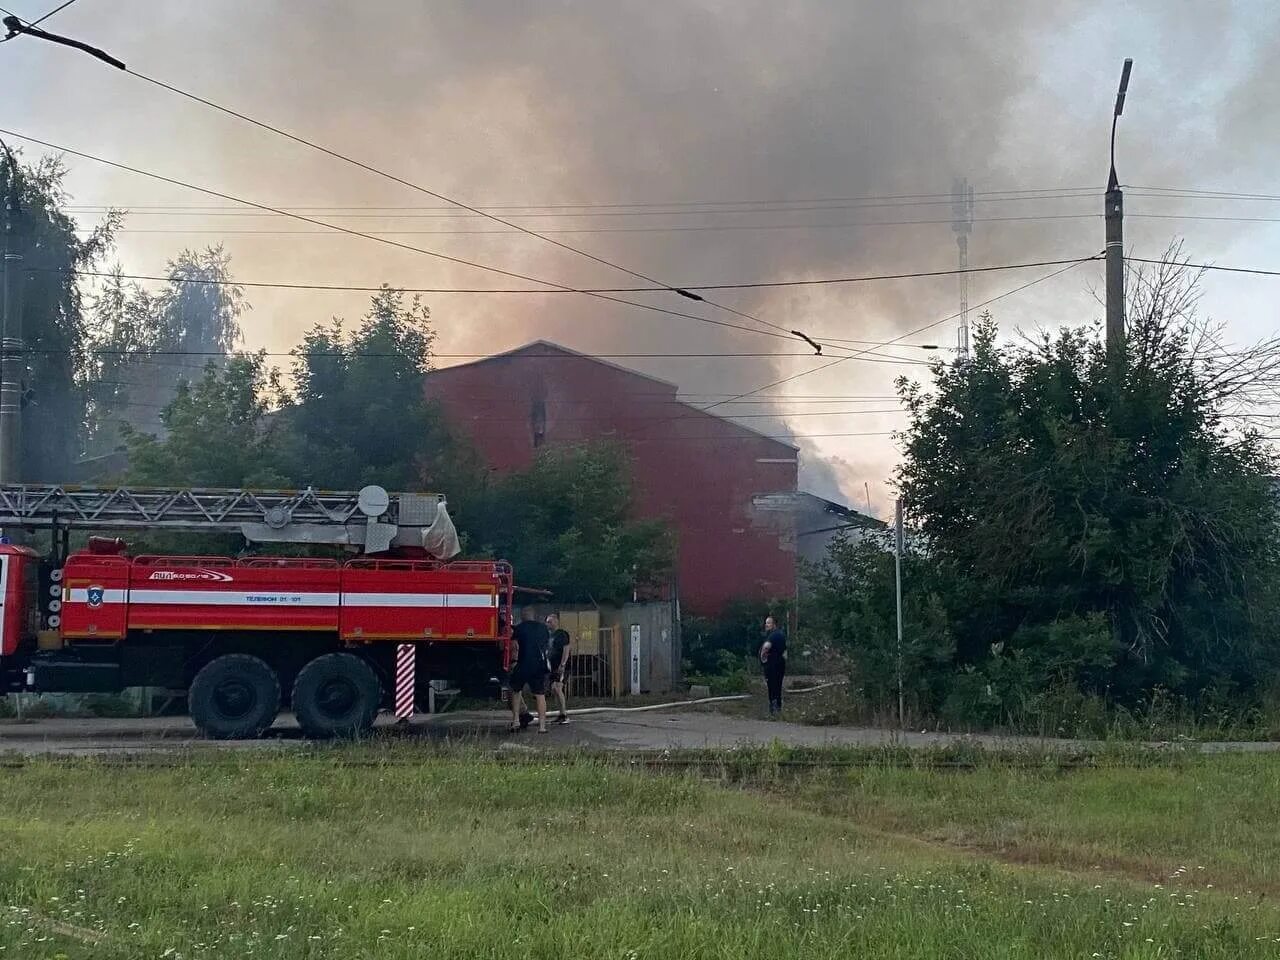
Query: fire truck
0,483,513,738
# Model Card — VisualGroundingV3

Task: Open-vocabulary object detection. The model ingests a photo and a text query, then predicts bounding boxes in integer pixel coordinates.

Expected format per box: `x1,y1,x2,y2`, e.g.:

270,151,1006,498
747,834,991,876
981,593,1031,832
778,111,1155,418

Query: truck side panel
61,554,130,640
126,557,341,633
340,561,498,641
0,551,22,656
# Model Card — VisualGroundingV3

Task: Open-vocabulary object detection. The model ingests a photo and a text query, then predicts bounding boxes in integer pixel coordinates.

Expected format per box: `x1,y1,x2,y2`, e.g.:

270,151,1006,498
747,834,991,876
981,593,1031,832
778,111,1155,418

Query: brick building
423,341,799,614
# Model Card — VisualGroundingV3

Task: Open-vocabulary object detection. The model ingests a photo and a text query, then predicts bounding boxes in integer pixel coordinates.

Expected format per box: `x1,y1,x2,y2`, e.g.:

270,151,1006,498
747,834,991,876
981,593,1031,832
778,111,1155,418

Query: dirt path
4,709,1279,756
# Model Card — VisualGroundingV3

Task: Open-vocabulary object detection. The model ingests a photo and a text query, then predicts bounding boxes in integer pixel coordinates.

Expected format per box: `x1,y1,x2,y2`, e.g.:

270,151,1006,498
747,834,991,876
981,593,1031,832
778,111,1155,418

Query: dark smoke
9,0,1276,505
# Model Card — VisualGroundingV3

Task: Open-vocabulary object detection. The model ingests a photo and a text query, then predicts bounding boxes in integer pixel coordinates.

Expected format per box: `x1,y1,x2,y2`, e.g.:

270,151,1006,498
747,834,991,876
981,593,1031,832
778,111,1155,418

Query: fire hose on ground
560,679,848,716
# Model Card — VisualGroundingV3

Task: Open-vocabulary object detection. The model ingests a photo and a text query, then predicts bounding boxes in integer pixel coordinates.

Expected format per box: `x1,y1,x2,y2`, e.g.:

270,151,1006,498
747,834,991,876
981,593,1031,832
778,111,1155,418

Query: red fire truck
0,484,513,738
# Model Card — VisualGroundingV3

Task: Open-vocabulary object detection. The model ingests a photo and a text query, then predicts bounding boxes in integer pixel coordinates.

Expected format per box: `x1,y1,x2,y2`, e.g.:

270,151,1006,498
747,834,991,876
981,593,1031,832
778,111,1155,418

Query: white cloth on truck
422,501,461,559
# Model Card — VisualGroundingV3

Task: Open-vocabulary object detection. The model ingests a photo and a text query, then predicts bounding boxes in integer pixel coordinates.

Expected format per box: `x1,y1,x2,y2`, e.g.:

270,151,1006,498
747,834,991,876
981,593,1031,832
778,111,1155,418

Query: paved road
4,709,1279,756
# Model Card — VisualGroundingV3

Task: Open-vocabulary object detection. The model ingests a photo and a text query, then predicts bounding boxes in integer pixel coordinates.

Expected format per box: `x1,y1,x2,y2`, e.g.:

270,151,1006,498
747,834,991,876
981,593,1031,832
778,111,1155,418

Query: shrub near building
810,278,1280,734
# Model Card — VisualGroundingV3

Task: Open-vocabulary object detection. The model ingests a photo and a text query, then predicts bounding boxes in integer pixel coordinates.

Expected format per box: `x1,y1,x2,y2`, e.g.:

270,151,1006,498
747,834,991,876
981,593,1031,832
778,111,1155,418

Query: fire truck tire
292,653,381,739
189,654,282,740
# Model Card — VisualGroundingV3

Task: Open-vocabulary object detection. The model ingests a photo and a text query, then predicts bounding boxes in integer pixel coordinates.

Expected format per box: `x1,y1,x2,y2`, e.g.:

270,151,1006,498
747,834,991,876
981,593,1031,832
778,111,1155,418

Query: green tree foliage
810,263,1280,726
459,441,674,605
120,286,671,604
124,352,288,488
86,248,245,456
804,534,955,716
1,152,118,478
273,287,458,491
682,597,793,676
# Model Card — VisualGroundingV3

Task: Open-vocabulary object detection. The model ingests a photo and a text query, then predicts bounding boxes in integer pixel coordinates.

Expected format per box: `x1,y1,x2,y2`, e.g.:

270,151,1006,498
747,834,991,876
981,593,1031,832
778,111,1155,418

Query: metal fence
566,625,620,700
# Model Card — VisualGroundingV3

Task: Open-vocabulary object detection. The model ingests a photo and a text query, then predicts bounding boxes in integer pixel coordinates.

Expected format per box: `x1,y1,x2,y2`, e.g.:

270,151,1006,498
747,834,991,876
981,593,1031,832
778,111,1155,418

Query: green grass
771,748,1280,896
2,747,1279,958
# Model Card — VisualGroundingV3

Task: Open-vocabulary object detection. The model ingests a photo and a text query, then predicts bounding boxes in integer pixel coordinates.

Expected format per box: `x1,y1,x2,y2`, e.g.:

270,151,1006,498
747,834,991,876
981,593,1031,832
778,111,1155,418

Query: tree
124,352,289,488
1,150,118,478
114,281,672,603
871,259,1280,718
459,441,674,605
274,287,459,490
85,247,245,456
682,596,794,676
805,532,956,717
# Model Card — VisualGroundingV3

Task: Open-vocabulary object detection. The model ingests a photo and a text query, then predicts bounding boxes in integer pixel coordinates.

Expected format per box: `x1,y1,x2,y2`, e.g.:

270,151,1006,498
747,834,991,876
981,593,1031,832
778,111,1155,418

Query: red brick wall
424,345,798,615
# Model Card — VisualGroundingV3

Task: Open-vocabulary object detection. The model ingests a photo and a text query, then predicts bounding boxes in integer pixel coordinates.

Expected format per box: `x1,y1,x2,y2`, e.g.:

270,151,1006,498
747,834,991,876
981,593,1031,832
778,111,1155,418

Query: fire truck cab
0,485,515,739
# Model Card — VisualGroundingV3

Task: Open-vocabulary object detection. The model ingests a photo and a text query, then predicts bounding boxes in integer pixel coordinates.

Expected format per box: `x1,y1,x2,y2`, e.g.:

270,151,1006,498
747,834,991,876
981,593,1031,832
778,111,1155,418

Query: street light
1108,58,1133,191
1105,58,1133,358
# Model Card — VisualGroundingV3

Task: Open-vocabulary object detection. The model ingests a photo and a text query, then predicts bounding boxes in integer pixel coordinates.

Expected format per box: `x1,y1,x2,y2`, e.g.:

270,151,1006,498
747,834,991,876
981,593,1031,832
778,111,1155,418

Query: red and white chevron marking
394,643,415,720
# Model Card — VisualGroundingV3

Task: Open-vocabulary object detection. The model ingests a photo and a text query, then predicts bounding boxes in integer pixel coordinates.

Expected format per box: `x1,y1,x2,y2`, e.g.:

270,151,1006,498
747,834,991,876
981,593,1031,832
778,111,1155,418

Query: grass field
1,746,1279,958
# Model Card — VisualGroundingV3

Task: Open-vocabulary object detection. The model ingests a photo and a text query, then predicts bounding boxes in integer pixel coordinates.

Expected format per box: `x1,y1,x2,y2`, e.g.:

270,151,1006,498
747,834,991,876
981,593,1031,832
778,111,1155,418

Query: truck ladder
0,483,456,554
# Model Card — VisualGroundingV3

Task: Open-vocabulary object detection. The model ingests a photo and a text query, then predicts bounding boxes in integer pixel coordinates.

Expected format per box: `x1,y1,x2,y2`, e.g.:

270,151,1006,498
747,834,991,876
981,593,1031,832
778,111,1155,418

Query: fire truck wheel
189,654,282,740
292,653,381,739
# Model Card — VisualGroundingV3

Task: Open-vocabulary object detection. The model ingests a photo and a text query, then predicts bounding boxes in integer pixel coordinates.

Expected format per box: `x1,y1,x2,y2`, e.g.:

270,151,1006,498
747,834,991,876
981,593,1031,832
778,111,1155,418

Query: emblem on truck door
87,585,105,608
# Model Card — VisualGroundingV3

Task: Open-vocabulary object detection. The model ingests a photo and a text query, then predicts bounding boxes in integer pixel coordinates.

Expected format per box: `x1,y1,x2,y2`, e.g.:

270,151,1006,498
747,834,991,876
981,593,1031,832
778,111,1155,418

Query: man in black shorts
508,606,550,734
545,613,572,724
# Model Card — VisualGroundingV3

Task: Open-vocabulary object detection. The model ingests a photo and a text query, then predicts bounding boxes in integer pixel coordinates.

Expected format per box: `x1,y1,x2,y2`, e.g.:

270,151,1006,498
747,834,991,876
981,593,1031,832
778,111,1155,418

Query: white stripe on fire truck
66,588,128,604
130,589,340,606
342,592,496,608
66,588,495,607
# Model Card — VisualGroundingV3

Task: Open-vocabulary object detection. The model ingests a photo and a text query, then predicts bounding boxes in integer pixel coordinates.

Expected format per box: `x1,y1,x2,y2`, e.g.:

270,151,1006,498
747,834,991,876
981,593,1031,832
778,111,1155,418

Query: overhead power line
88,377,902,402
60,185,1101,212
59,192,1104,217
28,0,77,27
4,30,817,347
0,129,847,352
699,256,1100,414
82,213,1102,236
1128,256,1280,278
1,0,75,37
52,186,1280,217
71,183,1280,212
46,256,1098,296
1129,184,1280,203
95,402,906,420
72,208,1280,236
40,347,936,366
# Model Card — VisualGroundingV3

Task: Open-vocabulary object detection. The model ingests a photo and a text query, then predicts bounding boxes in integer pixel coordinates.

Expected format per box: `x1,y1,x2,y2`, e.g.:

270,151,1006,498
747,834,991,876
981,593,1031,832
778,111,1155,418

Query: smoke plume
7,0,1278,504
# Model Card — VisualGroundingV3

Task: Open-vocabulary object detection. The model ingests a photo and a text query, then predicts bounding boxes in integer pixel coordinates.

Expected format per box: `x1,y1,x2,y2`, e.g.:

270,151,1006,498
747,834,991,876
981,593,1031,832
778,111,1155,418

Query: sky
3,0,1279,516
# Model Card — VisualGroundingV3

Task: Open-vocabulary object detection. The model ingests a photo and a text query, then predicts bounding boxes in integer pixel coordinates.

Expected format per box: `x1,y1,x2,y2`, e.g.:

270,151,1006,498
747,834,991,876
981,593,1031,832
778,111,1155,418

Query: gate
566,625,621,700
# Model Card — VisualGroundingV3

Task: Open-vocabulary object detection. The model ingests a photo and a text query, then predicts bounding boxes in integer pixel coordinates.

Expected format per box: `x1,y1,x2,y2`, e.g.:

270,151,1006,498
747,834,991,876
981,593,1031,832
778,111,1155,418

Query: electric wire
43,256,1098,295
80,214,1102,235
699,256,1100,415
59,185,1101,213
68,209,1280,235
33,347,936,366
0,128,854,351
27,0,77,27
116,66,815,343
58,191,1103,217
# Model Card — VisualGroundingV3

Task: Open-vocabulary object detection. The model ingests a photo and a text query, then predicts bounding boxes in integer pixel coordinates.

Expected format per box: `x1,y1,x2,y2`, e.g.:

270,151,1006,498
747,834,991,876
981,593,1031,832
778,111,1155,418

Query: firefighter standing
759,615,787,716
545,613,572,724
508,607,551,734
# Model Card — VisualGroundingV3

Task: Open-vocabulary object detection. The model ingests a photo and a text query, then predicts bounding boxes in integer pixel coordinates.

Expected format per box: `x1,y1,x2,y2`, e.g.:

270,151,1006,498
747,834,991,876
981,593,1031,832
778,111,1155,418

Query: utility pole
952,178,975,360
893,497,905,729
0,146,23,485
1105,59,1133,361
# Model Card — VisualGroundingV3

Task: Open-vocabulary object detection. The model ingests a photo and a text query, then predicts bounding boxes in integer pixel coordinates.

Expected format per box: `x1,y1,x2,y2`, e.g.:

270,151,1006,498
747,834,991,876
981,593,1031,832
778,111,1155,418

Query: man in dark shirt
508,607,551,734
545,613,572,725
759,615,787,716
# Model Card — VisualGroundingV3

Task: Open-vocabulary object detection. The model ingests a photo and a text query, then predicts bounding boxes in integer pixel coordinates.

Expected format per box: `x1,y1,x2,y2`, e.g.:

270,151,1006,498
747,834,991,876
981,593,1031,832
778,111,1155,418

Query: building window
531,397,546,448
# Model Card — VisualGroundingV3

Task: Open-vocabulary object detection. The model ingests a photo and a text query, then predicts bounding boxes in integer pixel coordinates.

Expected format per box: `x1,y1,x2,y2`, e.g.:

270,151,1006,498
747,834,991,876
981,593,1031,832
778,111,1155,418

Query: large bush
809,260,1280,729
